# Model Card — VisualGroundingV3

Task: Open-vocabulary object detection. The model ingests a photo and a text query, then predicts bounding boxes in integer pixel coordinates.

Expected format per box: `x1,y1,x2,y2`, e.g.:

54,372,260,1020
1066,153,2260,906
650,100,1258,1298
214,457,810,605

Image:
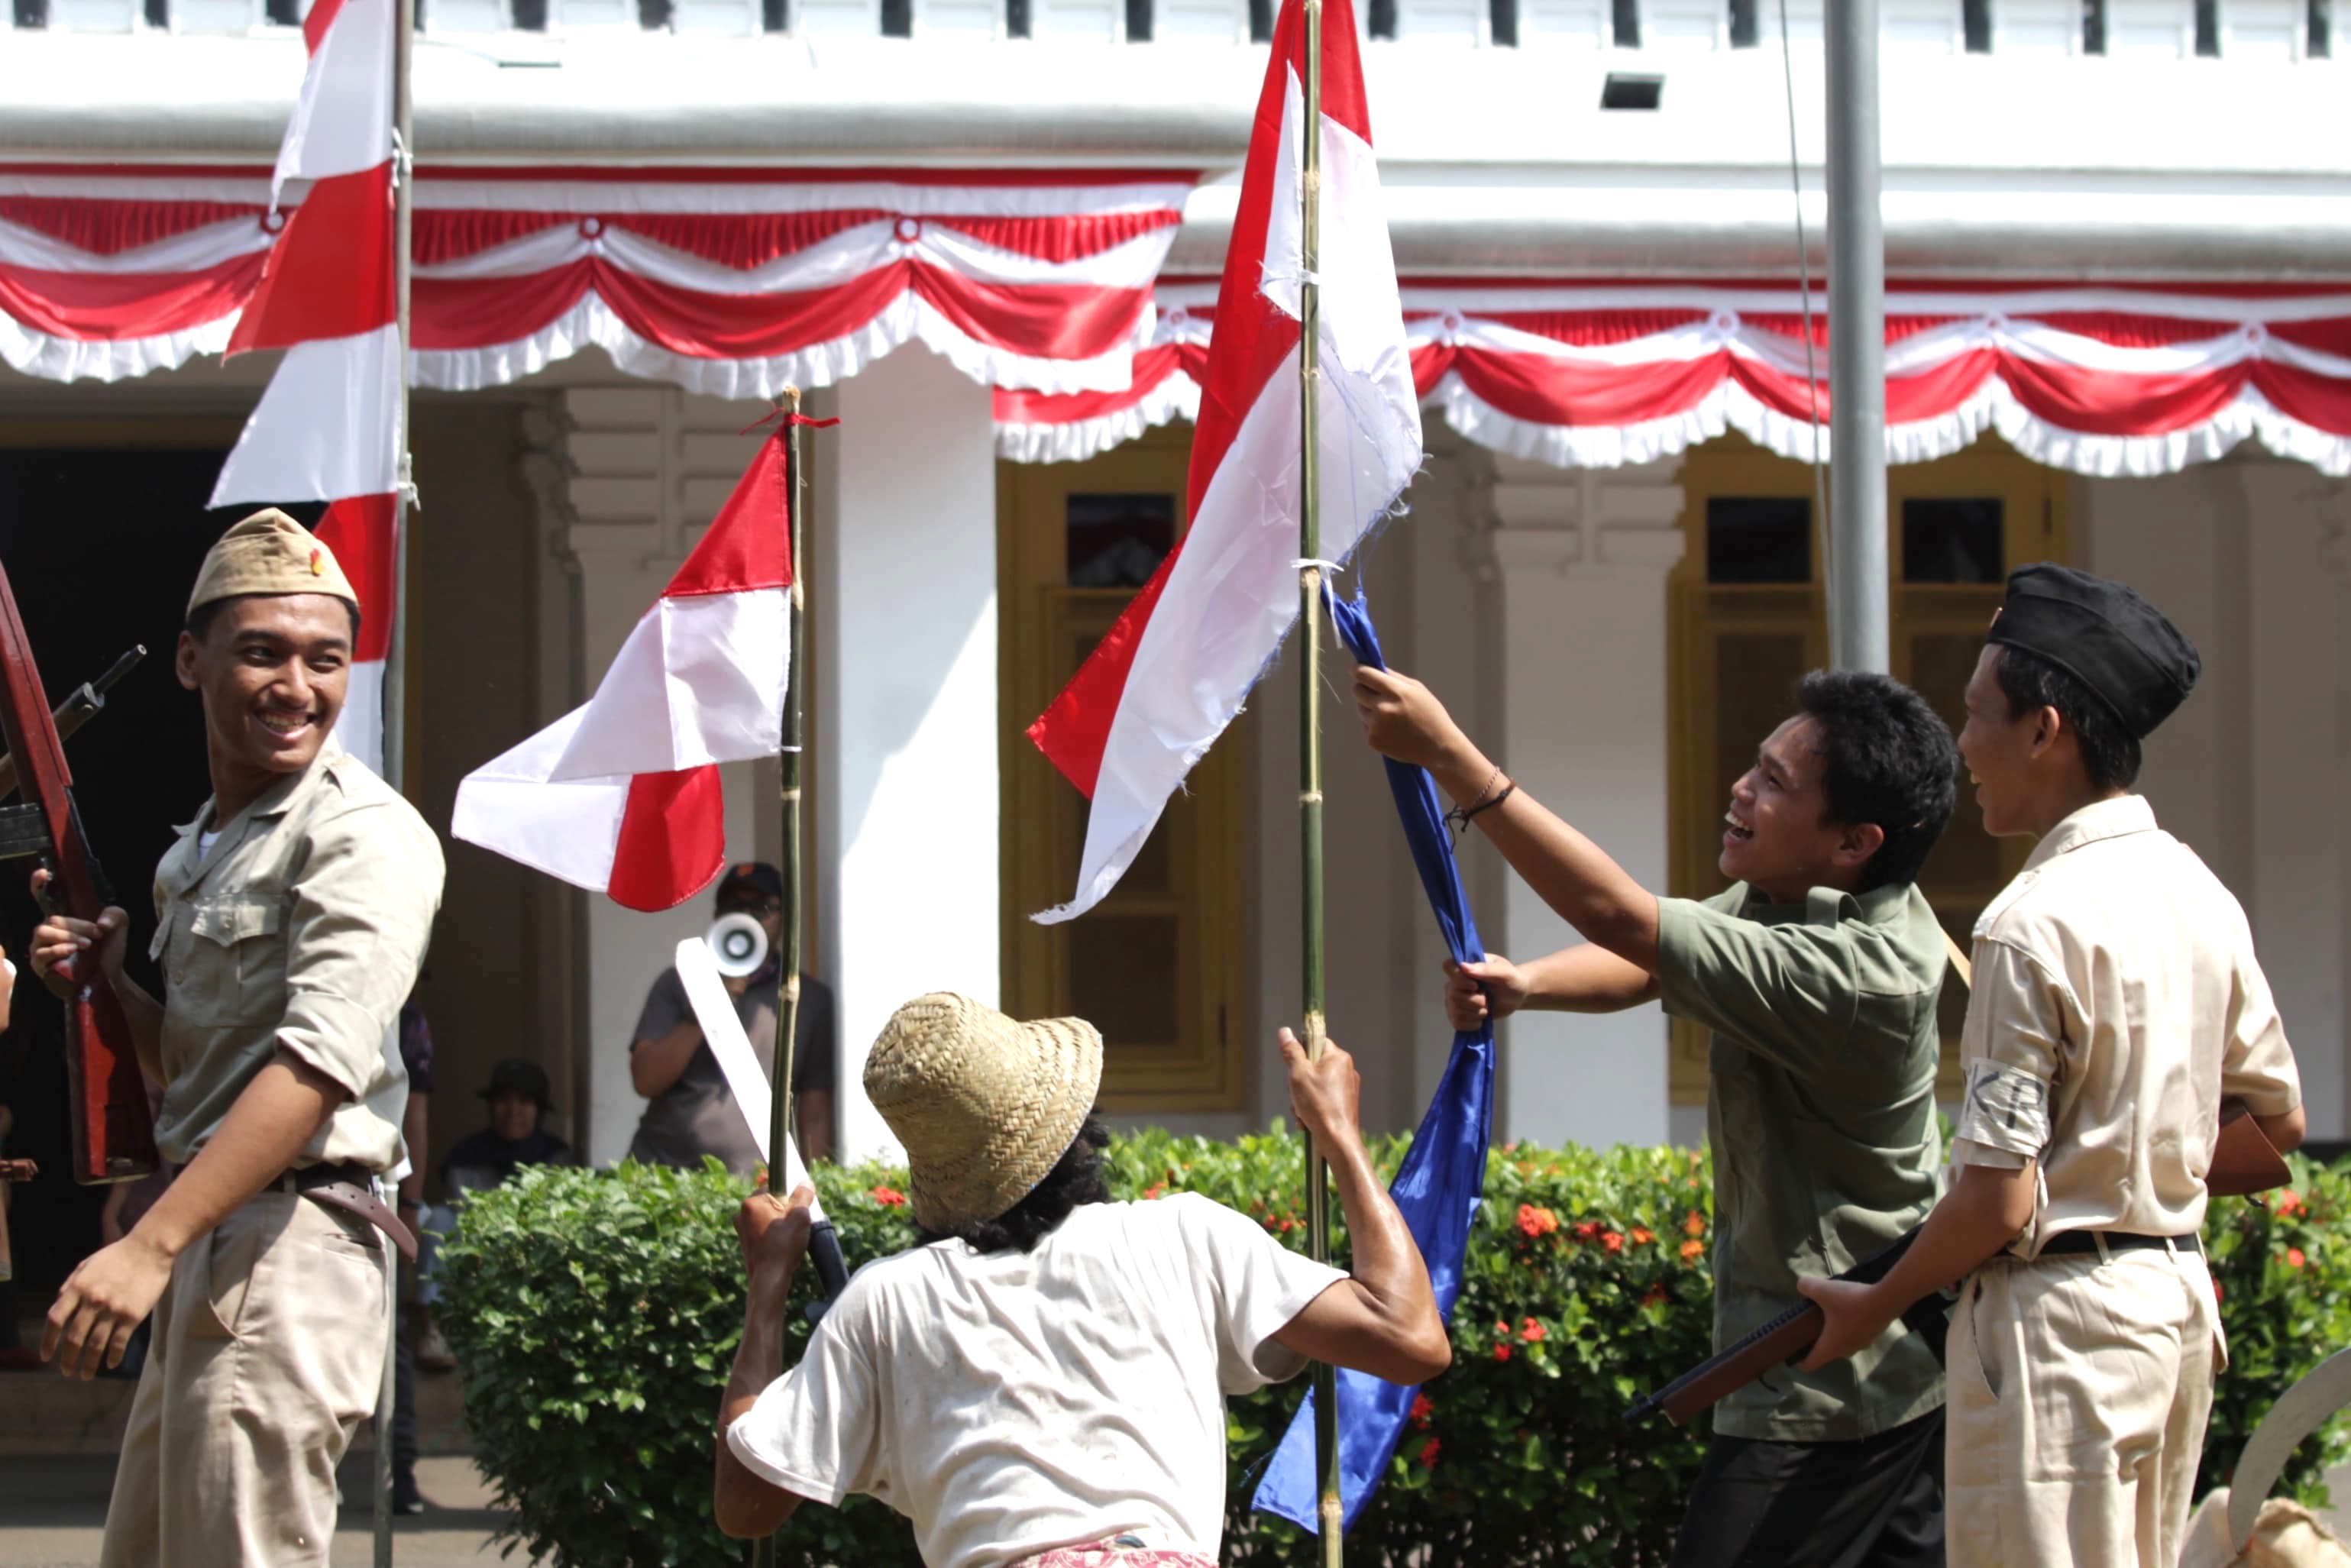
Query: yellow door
1665,434,2068,1103
997,427,1248,1113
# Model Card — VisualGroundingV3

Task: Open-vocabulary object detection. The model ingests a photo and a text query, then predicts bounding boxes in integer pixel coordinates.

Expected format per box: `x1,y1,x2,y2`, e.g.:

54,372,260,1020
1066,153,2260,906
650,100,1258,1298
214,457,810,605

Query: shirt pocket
172,896,288,1026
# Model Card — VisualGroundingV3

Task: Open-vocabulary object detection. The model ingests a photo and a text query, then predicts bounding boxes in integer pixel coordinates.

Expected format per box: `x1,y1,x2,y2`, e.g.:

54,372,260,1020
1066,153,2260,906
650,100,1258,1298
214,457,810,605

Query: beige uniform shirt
147,742,445,1173
1949,794,2300,1256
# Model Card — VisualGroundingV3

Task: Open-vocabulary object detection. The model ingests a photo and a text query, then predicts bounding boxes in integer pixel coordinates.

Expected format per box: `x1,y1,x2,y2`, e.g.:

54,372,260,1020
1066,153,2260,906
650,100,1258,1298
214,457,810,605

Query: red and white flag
1027,0,1421,923
211,0,403,774
451,434,794,913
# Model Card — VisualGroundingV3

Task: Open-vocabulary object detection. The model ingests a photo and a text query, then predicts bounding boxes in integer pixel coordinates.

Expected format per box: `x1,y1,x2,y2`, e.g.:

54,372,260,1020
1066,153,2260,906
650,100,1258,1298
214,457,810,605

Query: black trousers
1667,1407,1945,1568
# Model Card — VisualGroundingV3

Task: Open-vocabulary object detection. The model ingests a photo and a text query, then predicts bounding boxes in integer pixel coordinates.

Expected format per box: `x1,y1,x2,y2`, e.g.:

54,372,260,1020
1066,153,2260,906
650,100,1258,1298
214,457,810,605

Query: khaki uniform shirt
1657,881,1948,1441
1950,794,2301,1254
147,742,445,1174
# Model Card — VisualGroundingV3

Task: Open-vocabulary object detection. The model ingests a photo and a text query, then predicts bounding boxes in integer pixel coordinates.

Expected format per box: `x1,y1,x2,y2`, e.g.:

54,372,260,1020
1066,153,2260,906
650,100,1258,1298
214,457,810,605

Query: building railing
6,0,2335,61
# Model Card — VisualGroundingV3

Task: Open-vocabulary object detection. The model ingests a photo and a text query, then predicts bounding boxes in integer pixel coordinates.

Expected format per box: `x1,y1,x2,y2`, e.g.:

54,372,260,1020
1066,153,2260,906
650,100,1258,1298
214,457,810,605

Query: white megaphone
707,912,769,978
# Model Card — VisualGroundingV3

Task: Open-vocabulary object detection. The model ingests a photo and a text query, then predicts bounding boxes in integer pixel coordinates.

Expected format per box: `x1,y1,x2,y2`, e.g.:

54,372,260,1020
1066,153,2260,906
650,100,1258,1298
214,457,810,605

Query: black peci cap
1988,563,2201,741
481,1058,554,1109
713,861,784,909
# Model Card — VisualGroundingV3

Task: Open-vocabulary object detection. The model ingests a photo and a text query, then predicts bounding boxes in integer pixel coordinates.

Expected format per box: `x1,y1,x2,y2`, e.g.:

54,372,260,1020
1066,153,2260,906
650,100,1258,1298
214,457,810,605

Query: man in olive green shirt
1356,664,1957,1568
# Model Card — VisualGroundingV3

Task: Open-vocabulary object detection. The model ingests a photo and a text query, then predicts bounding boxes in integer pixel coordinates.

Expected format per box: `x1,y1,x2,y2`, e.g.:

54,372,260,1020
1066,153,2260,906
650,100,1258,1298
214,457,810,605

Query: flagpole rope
1296,1,1344,1561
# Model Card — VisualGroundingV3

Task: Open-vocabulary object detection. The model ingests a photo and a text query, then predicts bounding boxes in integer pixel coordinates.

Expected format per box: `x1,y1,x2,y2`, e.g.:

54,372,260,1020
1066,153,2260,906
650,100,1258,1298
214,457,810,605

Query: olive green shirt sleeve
1655,889,1859,1079
276,797,445,1101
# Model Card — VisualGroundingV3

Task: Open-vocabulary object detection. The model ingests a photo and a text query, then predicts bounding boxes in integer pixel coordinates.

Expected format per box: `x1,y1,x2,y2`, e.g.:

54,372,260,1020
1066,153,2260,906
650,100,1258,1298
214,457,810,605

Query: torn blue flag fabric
1252,589,1497,1534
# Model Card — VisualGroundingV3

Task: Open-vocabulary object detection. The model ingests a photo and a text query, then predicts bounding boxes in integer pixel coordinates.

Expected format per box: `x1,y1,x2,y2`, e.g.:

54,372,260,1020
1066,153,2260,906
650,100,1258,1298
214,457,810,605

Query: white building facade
2,1,2346,1182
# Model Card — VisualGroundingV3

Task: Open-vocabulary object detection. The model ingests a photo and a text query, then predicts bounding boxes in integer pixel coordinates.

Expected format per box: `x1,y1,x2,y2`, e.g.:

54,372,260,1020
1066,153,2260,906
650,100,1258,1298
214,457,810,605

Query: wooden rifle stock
0,565,156,1186
1626,1110,2290,1428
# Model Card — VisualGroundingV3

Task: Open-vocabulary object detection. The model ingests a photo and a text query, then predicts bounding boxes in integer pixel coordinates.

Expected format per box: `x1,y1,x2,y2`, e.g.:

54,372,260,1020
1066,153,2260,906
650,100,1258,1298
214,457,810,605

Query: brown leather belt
280,1162,418,1262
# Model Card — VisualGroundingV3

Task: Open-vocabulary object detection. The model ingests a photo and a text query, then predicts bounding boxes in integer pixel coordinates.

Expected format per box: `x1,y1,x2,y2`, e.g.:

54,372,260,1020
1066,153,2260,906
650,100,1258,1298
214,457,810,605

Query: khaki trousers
101,1188,390,1568
1947,1244,2220,1568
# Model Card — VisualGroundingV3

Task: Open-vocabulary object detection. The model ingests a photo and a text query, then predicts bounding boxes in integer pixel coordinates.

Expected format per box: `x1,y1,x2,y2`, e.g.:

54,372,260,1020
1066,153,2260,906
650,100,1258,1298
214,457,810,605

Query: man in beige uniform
31,509,444,1567
1796,563,2304,1568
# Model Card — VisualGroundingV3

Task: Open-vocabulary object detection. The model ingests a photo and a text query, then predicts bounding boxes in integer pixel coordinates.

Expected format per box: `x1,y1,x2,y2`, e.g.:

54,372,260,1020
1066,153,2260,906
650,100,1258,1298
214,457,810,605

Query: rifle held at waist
1624,1104,2288,1429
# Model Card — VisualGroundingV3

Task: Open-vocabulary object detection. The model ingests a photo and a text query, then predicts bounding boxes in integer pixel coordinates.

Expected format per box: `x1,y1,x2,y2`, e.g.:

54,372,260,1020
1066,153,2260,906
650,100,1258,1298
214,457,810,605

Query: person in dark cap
441,1059,576,1195
626,862,837,1172
1794,563,2304,1568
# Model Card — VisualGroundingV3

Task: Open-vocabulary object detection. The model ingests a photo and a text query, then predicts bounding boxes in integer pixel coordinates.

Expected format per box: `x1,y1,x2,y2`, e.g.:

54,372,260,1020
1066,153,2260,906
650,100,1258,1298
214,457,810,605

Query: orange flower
870,1185,907,1206
1516,1204,1560,1239
1680,1239,1706,1262
2276,1189,2304,1217
1410,1394,1435,1426
1631,1227,1654,1246
1495,1319,1511,1337
2288,1247,2307,1269
1684,1210,1706,1238
1492,1343,1513,1362
1418,1438,1441,1467
1520,1317,1547,1343
1602,1231,1625,1254
1143,1183,1166,1201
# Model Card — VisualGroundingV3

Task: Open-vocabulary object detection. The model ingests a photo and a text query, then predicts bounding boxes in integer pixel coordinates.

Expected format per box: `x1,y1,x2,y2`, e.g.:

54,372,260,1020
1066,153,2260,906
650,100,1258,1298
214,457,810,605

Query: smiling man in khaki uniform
1797,564,2305,1568
31,509,444,1568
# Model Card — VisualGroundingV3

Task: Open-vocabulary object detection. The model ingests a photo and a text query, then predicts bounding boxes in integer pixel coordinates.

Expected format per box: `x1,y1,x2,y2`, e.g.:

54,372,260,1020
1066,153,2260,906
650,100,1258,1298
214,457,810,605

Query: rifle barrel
0,645,144,804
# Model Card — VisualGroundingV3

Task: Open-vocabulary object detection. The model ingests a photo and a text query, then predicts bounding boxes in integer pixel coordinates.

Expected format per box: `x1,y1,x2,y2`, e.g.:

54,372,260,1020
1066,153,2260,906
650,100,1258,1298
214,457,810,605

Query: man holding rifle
1796,565,2304,1568
1357,664,1960,1566
29,509,443,1568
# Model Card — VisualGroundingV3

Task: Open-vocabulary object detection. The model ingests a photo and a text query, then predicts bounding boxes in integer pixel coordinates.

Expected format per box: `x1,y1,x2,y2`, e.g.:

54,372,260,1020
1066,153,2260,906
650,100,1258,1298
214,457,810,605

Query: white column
1483,459,1685,1152
812,351,1001,1165
552,386,770,1165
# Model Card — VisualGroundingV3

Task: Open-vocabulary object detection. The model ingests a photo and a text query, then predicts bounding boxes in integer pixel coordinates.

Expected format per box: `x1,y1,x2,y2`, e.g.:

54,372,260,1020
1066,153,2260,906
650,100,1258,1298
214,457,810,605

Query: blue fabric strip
1251,589,1497,1534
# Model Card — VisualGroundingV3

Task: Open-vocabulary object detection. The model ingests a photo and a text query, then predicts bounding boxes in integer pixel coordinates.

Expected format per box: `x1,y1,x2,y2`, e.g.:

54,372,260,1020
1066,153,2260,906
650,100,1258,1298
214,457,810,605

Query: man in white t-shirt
712,992,1450,1568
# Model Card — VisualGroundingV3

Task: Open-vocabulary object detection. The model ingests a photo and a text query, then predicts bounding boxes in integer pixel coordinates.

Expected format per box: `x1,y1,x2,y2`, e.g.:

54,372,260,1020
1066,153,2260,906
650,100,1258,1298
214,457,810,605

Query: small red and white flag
451,434,793,913
1027,0,1421,923
212,0,403,774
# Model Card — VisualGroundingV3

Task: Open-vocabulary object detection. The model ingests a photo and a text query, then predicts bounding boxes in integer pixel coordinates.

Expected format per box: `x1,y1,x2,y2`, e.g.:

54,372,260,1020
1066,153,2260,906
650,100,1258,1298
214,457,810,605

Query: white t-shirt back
726,1193,1347,1568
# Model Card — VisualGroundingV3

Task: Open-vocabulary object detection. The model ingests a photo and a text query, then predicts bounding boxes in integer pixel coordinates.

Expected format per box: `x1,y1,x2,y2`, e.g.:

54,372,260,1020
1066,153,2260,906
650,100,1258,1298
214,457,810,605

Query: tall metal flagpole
374,0,416,1559
1825,0,1889,673
750,388,810,1568
1295,3,1344,1563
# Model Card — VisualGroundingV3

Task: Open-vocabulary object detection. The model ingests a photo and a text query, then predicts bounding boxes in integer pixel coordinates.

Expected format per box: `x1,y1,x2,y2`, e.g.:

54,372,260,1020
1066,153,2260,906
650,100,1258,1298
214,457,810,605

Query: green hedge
437,1136,2350,1568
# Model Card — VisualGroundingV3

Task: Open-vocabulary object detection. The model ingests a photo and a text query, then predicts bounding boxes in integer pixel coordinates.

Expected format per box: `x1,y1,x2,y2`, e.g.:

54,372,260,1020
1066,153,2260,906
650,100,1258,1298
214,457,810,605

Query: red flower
1602,1231,1625,1254
1574,1220,1602,1241
1418,1438,1441,1468
1494,1319,1510,1337
1492,1343,1513,1363
2214,1279,2226,1304
2276,1189,2305,1217
2288,1247,2307,1269
1684,1210,1707,1238
1641,1284,1668,1308
1680,1239,1706,1262
1631,1227,1654,1246
1410,1394,1435,1426
1520,1317,1547,1343
870,1185,907,1207
1143,1183,1166,1201
1516,1204,1560,1239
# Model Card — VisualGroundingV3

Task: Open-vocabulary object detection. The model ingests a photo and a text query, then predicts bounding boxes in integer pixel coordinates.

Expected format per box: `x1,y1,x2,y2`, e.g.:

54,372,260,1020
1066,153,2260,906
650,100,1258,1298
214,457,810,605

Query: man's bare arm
713,1188,814,1539
2256,1104,2306,1155
1269,1032,1450,1385
631,1020,704,1099
29,887,165,1082
45,1049,345,1377
1794,1162,2036,1371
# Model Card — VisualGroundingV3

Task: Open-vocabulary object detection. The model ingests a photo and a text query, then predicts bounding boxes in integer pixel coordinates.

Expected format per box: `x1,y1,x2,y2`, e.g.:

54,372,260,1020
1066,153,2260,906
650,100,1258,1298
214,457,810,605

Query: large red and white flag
212,0,403,774
1027,0,1421,923
451,434,793,913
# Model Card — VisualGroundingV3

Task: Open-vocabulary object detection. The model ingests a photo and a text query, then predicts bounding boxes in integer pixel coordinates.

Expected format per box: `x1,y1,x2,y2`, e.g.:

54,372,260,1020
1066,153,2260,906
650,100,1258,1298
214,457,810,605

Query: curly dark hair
1794,669,1960,891
916,1116,1111,1256
1994,643,2142,794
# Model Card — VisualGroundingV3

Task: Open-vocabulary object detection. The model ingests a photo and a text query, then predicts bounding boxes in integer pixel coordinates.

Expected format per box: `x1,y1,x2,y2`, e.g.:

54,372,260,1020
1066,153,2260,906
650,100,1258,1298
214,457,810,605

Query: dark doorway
0,445,285,1306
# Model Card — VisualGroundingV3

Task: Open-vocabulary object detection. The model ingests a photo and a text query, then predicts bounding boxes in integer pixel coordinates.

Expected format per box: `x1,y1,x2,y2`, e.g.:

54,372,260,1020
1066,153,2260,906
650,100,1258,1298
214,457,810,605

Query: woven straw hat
863,993,1103,1233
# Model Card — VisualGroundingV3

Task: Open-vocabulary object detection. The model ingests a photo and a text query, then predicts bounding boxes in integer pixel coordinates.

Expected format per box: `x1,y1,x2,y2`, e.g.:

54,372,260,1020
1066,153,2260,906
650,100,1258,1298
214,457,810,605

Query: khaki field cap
863,993,1103,1233
187,509,359,620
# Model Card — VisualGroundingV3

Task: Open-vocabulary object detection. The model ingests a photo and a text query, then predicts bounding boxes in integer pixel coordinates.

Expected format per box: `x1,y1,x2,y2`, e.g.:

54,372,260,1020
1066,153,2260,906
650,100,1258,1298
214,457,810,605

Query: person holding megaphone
626,862,837,1172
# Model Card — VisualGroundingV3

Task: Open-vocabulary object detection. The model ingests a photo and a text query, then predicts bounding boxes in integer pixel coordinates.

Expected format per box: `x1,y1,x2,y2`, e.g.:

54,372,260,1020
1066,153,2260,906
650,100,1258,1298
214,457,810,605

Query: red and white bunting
452,431,794,913
995,277,2351,479
0,165,1195,402
205,0,403,775
1027,0,1422,925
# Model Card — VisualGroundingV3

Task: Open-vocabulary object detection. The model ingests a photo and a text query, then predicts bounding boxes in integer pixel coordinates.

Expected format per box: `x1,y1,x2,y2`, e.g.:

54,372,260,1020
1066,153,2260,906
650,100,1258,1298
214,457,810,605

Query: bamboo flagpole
751,387,810,1568
374,0,416,1557
1295,2,1344,1563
